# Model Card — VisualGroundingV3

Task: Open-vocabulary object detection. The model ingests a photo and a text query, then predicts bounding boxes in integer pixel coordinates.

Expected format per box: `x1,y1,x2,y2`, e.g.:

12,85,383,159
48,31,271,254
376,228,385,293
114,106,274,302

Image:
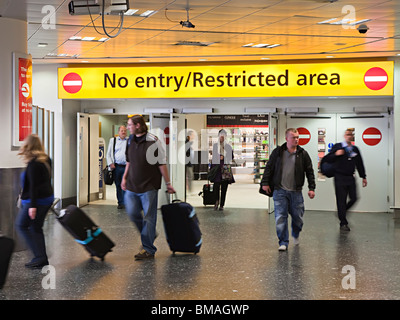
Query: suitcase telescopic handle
49,198,61,217
165,191,180,204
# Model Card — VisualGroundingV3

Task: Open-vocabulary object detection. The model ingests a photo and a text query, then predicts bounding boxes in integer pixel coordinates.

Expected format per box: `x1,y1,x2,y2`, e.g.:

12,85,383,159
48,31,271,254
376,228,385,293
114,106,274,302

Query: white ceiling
2,0,400,64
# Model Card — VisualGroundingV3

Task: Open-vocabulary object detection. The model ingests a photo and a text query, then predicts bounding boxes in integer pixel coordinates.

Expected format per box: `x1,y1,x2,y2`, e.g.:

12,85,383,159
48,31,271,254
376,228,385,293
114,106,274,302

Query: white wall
32,64,65,199
393,58,400,212
0,17,27,168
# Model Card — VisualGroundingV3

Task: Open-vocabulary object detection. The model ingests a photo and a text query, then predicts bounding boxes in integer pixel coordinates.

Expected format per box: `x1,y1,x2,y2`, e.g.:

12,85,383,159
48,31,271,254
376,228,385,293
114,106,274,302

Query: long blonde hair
18,134,49,164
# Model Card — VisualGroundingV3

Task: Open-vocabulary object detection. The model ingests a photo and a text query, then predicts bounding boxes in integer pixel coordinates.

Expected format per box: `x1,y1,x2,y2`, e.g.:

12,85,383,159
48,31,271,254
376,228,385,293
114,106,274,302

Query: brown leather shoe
134,249,154,260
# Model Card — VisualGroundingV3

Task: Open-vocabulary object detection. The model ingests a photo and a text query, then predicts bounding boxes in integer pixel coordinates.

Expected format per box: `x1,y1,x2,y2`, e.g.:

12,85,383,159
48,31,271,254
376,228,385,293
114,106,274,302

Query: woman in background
211,129,235,211
16,134,54,269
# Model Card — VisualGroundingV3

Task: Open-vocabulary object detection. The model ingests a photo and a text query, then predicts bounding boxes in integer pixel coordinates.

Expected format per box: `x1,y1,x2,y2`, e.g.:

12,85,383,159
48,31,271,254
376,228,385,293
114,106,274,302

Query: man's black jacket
261,143,316,192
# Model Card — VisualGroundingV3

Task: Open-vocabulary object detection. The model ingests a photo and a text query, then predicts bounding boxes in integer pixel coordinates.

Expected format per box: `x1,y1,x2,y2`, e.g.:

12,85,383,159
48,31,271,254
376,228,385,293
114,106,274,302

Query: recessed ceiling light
242,43,281,49
139,59,148,62
318,17,371,26
199,59,207,61
81,60,89,63
69,36,109,42
124,9,139,15
261,57,270,60
326,55,334,58
38,43,48,47
82,37,96,41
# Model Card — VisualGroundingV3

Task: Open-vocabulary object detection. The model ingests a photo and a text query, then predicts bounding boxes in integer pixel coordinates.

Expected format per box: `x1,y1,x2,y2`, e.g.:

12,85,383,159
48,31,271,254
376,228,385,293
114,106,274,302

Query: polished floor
1,180,400,300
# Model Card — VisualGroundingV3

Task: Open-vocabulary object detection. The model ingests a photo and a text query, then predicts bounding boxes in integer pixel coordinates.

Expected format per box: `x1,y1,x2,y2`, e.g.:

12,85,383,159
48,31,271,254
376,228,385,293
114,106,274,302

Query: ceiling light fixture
37,43,48,47
242,43,281,49
141,10,157,17
68,36,110,42
124,9,138,15
318,17,371,26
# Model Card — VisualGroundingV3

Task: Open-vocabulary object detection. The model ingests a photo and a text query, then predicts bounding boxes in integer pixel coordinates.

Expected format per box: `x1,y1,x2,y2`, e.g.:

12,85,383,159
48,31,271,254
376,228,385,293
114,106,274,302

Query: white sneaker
278,245,287,251
292,237,300,246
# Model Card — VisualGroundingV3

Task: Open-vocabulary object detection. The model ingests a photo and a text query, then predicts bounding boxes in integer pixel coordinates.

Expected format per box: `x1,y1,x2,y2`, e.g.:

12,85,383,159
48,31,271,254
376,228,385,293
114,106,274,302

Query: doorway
287,113,390,212
77,112,186,208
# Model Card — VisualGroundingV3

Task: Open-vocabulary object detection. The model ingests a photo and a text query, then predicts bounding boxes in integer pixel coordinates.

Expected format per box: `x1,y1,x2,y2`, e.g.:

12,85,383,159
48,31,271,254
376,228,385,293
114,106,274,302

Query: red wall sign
18,57,33,142
364,67,388,91
362,127,382,146
297,127,311,145
63,72,83,94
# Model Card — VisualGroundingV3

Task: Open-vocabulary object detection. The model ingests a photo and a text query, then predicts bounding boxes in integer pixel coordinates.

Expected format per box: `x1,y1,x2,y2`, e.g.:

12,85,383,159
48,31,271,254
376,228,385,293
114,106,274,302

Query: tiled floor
1,178,400,300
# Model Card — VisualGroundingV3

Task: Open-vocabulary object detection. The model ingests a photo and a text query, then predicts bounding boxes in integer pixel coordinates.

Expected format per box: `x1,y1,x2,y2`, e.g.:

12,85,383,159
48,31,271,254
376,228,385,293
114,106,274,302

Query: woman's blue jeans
124,189,158,255
273,188,305,247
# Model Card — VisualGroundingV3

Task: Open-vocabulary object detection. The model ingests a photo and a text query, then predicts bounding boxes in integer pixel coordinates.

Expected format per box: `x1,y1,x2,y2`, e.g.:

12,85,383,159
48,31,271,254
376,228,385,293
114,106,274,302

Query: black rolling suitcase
0,236,14,289
161,199,202,255
199,183,217,206
56,205,115,261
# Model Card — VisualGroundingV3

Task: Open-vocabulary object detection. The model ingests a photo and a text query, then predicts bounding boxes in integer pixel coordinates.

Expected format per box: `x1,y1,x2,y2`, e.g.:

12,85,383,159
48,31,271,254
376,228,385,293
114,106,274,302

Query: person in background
324,129,367,231
261,128,315,251
185,131,195,195
16,134,54,269
106,125,128,209
211,129,235,211
122,115,175,260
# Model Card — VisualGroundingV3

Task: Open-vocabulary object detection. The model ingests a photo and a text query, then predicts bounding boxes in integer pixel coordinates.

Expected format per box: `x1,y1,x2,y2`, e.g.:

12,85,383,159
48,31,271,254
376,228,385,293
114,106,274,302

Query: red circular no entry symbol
364,67,388,91
362,127,382,146
297,127,311,145
62,73,83,94
164,127,170,145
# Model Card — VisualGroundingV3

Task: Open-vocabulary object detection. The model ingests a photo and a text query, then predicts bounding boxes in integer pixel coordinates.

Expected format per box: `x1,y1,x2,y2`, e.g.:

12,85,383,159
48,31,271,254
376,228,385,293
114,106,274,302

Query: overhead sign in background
207,114,268,127
58,61,394,99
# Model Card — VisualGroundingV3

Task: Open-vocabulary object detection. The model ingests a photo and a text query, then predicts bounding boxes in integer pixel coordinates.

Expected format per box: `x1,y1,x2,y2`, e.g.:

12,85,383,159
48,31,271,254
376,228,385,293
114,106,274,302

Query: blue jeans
16,202,51,263
125,189,158,255
114,164,126,206
273,188,305,247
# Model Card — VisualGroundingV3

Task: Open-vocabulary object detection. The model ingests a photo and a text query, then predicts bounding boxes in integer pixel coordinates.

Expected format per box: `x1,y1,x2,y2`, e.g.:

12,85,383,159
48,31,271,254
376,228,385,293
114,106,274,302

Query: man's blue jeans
125,189,158,255
273,188,305,247
114,164,126,206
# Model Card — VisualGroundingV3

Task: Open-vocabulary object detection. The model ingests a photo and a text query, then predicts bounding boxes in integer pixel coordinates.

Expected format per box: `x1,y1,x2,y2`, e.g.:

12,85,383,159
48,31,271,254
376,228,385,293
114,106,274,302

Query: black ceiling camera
180,20,195,28
357,24,369,34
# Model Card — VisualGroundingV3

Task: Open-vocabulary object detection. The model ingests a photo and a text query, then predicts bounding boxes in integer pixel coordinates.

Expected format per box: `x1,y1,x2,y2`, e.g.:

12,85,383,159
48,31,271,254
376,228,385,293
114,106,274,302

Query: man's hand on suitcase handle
166,183,176,194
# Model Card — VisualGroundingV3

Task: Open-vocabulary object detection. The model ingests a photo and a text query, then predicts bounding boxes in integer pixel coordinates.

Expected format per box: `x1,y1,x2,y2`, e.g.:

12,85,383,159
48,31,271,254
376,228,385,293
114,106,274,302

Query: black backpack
320,154,335,178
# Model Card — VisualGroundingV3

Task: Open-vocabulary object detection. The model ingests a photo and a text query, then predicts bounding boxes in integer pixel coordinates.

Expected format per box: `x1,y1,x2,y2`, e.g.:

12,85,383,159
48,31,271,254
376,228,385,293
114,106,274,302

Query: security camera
357,24,369,34
180,20,195,28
